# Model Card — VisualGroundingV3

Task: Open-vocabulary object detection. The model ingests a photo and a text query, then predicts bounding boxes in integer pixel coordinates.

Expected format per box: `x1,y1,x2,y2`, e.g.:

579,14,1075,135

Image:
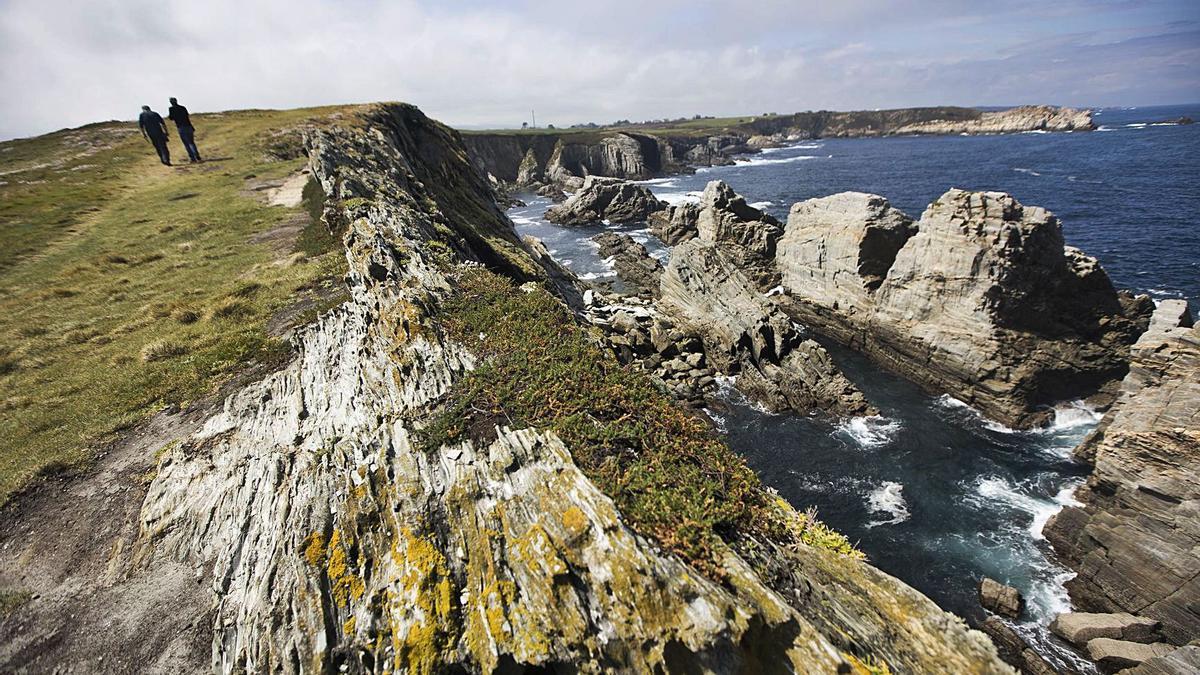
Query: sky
1,0,1198,139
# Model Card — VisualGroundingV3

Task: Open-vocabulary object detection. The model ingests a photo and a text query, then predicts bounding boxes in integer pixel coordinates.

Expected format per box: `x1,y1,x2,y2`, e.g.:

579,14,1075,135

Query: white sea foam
837,415,902,449
1043,400,1102,432
972,476,1081,540
636,177,680,186
704,409,728,433
1125,123,1147,129
866,481,910,527
935,394,970,409
733,154,822,167
1013,167,1042,177
1096,125,1117,132
1021,130,1050,134
748,200,774,209
657,190,704,205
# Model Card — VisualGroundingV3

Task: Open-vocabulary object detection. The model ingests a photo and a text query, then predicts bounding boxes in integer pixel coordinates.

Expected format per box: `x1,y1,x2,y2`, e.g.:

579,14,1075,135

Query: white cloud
1,0,1196,139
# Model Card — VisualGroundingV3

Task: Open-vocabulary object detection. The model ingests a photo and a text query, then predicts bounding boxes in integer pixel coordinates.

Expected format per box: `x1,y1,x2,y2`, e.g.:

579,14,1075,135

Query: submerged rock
544,175,666,226
777,188,1152,428
1044,299,1199,646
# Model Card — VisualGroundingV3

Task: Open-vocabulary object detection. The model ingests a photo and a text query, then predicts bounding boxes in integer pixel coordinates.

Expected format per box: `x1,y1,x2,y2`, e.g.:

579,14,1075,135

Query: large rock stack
544,175,666,226
777,188,1152,428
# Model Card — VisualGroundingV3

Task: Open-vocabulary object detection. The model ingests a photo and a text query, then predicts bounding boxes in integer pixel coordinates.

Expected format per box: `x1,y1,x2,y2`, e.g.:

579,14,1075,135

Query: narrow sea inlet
509,103,1199,672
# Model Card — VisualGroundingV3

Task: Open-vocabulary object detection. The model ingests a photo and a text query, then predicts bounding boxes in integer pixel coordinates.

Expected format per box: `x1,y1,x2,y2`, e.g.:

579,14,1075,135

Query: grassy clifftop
0,106,362,502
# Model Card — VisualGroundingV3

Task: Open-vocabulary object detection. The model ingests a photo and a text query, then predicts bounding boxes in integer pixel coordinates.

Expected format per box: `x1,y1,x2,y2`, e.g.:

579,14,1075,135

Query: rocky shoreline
463,104,1094,193
527,174,1198,673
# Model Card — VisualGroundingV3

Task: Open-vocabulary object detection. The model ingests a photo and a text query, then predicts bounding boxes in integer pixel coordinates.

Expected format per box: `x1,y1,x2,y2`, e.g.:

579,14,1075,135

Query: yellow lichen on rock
389,528,457,675
326,529,365,607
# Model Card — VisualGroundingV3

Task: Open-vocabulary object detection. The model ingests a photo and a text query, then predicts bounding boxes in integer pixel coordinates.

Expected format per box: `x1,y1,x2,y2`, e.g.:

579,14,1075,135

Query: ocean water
509,104,1199,669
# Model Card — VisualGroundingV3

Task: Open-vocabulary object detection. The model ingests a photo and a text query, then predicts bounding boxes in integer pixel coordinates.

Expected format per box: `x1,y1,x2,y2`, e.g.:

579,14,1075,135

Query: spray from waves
1041,400,1102,432
656,190,704,205
712,374,778,415
733,154,823,167
748,200,774,209
866,481,910,527
836,415,902,448
759,142,825,154
971,475,1082,540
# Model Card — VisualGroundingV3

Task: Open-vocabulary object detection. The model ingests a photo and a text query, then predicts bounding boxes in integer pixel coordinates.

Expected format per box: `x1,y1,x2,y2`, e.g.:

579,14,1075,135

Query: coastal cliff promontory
0,103,1012,673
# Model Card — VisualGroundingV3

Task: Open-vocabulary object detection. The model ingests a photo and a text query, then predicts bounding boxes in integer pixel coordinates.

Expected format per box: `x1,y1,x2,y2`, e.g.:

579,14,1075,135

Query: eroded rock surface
544,176,666,226
647,201,700,245
591,231,663,298
76,103,1011,674
777,188,1151,428
1044,299,1199,646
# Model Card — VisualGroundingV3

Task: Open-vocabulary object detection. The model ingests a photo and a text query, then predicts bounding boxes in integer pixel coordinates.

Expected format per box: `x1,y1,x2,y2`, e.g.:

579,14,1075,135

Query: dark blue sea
509,104,1200,670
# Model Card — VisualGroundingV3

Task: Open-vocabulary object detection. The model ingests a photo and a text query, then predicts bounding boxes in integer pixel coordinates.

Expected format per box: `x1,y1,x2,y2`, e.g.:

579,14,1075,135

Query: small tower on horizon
531,109,536,129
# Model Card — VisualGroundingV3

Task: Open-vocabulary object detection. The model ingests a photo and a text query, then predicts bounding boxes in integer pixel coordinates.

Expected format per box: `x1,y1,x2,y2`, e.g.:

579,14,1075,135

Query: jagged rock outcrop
112,103,1009,674
1125,645,1200,674
1087,639,1176,672
1044,299,1199,646
591,232,663,298
544,133,661,186
777,188,1152,428
544,176,666,226
696,181,783,289
462,106,1091,189
660,241,873,417
647,202,700,245
889,105,1094,135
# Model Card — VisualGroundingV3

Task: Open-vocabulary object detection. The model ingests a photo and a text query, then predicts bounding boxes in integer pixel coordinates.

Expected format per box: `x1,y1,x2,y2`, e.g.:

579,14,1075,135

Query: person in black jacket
138,105,171,165
167,97,202,163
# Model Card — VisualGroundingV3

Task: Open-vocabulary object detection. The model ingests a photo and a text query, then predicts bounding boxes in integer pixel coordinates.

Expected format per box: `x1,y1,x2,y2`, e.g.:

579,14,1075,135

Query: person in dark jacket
138,105,171,165
167,97,202,163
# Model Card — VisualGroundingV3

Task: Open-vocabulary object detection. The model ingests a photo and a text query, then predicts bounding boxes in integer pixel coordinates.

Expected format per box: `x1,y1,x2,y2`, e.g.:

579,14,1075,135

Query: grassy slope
0,106,355,502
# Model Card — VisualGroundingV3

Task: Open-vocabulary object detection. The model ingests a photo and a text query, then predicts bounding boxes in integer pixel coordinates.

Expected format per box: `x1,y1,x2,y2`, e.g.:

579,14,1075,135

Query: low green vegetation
0,588,31,616
0,105,356,502
422,267,861,574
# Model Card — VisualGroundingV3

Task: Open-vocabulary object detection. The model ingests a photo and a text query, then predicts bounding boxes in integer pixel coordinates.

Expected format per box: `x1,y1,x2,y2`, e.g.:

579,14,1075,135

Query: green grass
422,267,861,575
0,588,31,616
0,105,357,502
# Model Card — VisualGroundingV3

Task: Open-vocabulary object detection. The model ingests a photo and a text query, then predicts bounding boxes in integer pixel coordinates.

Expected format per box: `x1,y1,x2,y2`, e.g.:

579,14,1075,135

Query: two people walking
138,98,202,166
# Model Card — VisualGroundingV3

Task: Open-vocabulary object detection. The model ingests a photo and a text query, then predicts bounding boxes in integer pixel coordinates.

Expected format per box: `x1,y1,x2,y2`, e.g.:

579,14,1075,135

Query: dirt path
0,410,211,673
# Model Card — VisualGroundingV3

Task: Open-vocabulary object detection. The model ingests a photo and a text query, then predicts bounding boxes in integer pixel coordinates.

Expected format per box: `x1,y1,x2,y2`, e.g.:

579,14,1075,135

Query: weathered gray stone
660,237,874,416
1049,612,1161,646
647,201,700,245
592,231,664,298
1045,300,1200,646
979,578,1023,618
1086,638,1175,673
777,188,1152,429
545,175,666,226
1124,645,1200,675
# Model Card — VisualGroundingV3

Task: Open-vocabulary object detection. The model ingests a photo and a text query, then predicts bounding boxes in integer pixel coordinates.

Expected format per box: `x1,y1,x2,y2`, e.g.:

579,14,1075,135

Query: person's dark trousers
178,125,201,162
149,135,171,165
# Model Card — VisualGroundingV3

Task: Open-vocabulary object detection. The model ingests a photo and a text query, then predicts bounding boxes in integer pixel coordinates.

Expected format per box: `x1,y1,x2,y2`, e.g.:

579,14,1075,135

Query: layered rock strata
96,104,1009,673
544,175,666,226
462,106,1093,189
776,188,1152,428
591,232,663,298
658,185,874,417
1044,299,1199,646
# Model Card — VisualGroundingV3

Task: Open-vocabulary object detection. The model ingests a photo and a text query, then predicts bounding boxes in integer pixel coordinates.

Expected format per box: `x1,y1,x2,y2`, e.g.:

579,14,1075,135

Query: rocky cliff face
1044,300,1199,646
463,106,1093,188
777,188,1151,428
115,104,1010,673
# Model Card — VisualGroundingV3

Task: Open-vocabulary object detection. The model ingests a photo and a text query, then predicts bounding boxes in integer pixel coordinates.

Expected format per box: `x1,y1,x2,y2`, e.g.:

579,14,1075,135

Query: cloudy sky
1,0,1197,139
